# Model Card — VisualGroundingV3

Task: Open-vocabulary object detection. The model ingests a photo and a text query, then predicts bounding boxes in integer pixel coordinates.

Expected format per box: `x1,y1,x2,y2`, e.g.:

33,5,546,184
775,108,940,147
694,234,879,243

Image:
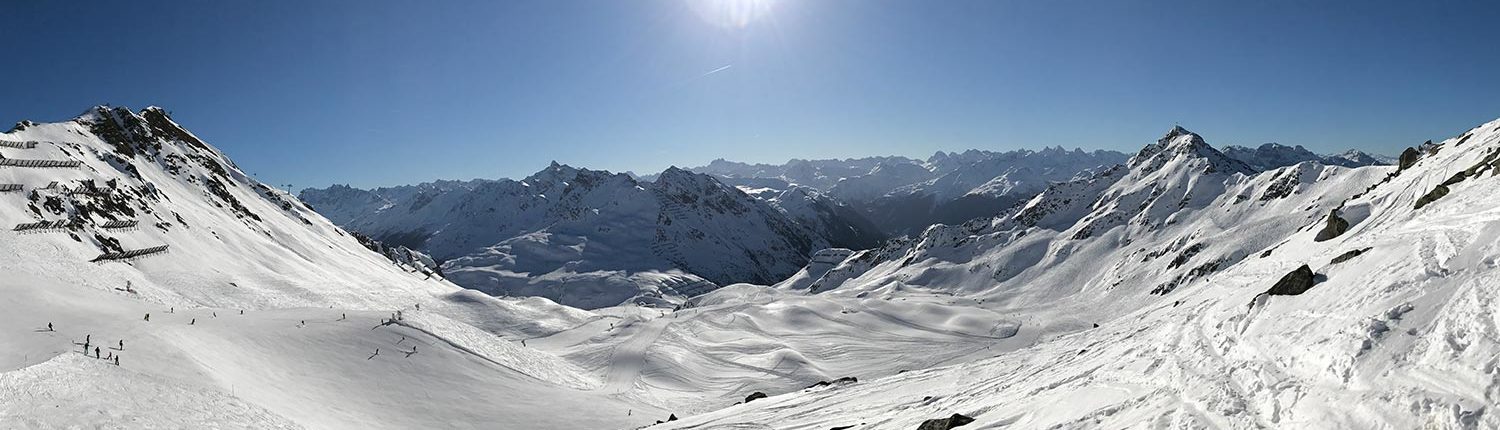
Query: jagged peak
1165,124,1192,139
1129,125,1253,175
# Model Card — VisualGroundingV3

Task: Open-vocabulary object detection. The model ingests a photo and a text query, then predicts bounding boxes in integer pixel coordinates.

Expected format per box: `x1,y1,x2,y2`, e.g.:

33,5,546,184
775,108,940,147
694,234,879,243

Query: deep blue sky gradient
3,0,1498,188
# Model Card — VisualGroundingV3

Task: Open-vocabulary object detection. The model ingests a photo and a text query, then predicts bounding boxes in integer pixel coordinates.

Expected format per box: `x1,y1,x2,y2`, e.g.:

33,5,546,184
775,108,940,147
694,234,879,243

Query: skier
47,322,53,331
85,334,90,344
94,347,100,359
119,340,124,350
521,339,526,347
144,313,150,322
190,318,196,325
170,307,174,313
240,309,244,315
415,304,420,311
114,356,119,366
213,312,217,318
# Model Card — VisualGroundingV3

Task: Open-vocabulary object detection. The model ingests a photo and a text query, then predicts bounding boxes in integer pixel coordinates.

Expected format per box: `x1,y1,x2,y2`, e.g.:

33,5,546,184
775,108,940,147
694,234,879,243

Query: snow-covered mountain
1223,142,1389,171
661,118,1500,429
680,149,1130,235
301,164,884,309
680,156,921,190
837,147,1128,234
10,104,1499,430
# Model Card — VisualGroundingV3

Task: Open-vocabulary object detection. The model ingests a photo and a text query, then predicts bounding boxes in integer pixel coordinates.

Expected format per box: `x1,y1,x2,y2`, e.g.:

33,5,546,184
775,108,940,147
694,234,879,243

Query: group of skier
70,331,123,366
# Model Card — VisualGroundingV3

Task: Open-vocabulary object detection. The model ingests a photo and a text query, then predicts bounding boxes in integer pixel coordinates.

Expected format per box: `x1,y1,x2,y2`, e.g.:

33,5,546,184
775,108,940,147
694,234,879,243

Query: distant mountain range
302,139,1388,308
680,144,1386,234
301,163,884,309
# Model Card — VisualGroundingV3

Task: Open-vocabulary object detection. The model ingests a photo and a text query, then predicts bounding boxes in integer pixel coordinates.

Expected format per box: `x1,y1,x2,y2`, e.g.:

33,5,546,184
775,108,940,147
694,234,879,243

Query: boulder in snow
1313,209,1349,242
1265,264,1316,296
916,413,975,430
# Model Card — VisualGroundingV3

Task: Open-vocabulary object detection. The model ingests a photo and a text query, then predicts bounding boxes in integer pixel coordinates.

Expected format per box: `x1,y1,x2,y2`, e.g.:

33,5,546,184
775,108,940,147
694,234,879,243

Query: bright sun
687,0,778,29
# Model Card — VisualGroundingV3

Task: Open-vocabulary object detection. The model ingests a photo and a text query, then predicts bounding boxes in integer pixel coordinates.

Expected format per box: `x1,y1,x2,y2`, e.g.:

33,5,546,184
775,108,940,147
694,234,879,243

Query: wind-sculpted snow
532,284,1035,415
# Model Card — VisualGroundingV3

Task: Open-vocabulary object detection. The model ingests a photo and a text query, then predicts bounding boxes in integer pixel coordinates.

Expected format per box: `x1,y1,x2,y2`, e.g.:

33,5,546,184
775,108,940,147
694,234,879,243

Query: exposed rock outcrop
1414,184,1450,210
1330,247,1372,265
1398,146,1422,170
1313,209,1349,242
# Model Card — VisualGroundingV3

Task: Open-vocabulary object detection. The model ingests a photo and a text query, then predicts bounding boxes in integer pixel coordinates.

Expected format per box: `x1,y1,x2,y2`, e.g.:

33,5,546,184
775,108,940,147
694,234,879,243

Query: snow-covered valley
2,105,1497,429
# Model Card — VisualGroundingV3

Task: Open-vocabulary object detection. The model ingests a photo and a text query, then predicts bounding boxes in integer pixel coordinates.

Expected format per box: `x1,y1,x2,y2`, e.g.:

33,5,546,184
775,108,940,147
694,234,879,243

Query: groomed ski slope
0,271,662,429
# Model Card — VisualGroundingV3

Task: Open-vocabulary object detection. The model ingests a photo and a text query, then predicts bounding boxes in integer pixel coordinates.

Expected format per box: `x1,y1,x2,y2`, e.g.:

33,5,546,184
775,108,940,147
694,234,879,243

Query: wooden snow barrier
100,219,138,229
92,245,170,262
0,158,81,168
0,140,39,149
0,184,22,192
13,220,71,232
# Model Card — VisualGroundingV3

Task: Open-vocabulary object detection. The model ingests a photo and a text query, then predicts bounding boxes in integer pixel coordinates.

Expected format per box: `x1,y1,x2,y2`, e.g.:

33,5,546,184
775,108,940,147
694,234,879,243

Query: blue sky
2,0,1498,189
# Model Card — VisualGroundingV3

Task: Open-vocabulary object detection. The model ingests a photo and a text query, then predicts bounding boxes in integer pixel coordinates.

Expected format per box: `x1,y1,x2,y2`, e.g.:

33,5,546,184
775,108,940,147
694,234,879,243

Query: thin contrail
700,64,733,77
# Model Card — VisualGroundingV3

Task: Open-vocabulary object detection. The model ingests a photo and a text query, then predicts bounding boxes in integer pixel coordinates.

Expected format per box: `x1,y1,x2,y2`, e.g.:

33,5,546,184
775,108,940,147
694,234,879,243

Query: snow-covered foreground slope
658,119,1500,429
0,272,657,429
0,108,670,428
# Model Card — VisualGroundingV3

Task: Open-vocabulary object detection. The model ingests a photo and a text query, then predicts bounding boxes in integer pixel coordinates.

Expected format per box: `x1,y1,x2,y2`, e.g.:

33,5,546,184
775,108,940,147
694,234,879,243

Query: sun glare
688,0,778,29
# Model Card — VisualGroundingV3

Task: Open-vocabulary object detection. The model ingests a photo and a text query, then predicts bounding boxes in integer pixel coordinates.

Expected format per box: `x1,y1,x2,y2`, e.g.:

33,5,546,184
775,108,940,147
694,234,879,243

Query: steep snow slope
0,106,452,308
0,107,665,429
304,164,883,309
658,119,1500,429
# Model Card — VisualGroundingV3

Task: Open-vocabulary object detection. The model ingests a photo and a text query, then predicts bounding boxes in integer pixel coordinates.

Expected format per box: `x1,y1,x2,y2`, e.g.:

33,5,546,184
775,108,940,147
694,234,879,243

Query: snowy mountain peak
1129,125,1254,175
